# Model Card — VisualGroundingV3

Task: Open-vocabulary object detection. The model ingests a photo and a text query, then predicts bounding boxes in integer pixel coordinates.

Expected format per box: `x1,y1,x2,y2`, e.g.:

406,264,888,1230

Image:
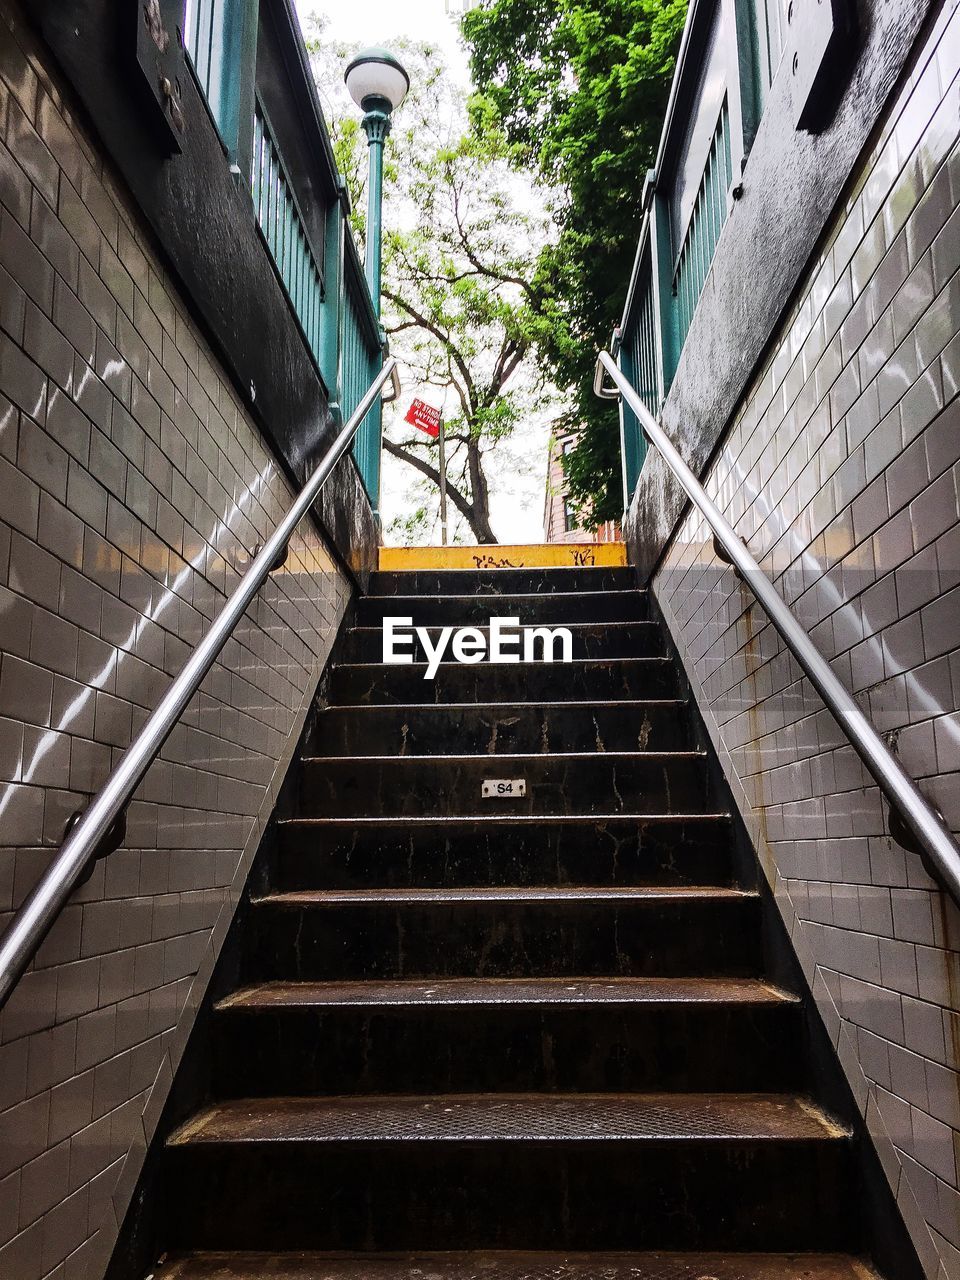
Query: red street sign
404,398,441,438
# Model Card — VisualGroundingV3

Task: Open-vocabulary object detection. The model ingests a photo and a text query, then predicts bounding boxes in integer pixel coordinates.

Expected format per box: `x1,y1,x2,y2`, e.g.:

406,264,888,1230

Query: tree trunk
465,439,496,544
382,439,499,544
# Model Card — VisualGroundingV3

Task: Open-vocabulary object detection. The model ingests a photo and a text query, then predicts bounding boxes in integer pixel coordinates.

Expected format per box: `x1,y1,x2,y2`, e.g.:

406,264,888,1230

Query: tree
463,0,687,525
307,32,556,544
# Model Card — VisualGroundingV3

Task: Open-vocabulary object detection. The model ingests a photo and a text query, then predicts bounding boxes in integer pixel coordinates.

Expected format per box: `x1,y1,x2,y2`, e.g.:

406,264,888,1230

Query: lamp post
344,48,410,315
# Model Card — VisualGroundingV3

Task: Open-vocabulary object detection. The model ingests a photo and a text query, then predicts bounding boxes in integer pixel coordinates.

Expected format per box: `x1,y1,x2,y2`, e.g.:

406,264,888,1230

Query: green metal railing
342,246,383,505
183,0,223,109
185,0,387,517
618,244,660,506
251,103,325,371
183,0,248,151
251,102,383,505
673,98,732,352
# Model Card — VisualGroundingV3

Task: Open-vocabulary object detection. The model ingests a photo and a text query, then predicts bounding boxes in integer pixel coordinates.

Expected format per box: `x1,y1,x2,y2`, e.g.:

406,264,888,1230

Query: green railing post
320,182,346,412
344,48,409,318
361,101,389,314
343,49,409,521
340,232,384,508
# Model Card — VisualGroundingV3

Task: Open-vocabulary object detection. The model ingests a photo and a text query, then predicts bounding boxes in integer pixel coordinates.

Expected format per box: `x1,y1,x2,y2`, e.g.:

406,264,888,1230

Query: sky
296,0,471,80
294,0,550,545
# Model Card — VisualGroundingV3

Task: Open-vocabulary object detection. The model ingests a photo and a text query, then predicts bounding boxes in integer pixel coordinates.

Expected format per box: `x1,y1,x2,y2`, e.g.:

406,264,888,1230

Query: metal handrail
0,358,401,1010
595,348,960,904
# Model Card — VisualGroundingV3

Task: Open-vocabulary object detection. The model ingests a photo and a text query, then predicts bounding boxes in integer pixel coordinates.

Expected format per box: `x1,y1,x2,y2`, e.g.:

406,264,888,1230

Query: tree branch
383,438,485,537
382,288,476,411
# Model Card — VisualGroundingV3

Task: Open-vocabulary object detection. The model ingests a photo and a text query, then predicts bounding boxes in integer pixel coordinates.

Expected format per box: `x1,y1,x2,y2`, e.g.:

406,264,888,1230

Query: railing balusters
250,104,330,384
673,97,732,353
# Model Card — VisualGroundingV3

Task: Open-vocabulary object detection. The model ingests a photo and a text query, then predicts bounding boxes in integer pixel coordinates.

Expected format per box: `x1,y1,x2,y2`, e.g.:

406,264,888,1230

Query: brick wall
652,4,960,1276
543,430,620,544
0,6,353,1278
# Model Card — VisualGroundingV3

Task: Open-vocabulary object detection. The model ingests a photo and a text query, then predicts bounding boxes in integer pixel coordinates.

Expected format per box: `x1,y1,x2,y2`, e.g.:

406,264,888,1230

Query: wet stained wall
652,4,960,1275
0,2,354,1275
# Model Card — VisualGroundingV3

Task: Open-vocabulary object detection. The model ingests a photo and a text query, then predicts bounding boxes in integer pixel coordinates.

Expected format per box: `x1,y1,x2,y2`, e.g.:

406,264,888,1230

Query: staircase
148,565,886,1280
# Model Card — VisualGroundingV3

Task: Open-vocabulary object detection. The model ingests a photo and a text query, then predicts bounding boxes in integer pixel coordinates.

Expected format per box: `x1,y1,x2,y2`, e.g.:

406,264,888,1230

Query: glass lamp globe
344,48,410,112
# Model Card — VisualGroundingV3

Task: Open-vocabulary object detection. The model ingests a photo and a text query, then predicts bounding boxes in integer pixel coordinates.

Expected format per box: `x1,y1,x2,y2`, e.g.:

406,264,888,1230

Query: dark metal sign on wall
136,0,187,151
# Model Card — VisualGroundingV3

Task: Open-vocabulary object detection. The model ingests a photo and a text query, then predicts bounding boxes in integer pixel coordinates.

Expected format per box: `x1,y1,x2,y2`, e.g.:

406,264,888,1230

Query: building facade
543,427,620,544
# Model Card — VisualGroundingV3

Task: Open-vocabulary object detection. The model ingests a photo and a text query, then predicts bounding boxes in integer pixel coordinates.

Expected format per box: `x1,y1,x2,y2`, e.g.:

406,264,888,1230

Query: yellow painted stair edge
379,543,627,570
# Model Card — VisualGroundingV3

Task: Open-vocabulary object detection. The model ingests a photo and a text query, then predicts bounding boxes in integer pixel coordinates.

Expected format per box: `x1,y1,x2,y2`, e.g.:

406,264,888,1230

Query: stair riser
342,624,663,663
330,661,678,706
310,703,691,756
275,818,734,890
248,897,761,980
356,595,648,626
164,1141,854,1251
148,1253,882,1280
213,1002,803,1095
297,756,713,818
370,569,638,595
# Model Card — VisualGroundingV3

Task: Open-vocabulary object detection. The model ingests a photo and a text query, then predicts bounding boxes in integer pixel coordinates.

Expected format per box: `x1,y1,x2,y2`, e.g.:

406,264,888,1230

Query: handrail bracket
64,808,128,887
889,800,948,870
712,533,741,574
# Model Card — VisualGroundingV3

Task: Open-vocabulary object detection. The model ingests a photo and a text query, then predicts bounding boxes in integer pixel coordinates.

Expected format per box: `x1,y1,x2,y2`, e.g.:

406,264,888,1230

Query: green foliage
306,31,556,543
463,0,686,524
388,503,431,543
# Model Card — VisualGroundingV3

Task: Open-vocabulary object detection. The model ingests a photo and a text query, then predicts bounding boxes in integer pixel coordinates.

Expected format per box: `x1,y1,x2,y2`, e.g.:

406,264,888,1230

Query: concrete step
308,700,692,756
246,886,762,981
369,567,637,595
296,751,714,818
356,592,648,627
274,814,735,891
151,1251,880,1280
211,977,803,1096
328,658,678,705
341,621,663,663
378,542,626,571
163,1093,853,1251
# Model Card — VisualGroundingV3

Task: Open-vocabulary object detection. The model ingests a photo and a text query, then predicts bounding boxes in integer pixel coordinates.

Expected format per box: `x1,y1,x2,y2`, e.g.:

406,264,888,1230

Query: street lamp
344,48,409,316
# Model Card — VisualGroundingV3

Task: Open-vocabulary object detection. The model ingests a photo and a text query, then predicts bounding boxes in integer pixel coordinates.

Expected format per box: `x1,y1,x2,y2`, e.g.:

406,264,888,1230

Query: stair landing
378,543,626,570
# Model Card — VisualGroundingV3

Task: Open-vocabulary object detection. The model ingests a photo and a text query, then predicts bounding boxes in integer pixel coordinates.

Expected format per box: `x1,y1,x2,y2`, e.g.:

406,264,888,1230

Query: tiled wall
0,7,353,1278
653,4,960,1276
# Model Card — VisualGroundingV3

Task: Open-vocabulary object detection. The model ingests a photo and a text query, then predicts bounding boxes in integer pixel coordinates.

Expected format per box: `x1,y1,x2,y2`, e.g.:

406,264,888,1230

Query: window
560,437,575,455
563,497,577,534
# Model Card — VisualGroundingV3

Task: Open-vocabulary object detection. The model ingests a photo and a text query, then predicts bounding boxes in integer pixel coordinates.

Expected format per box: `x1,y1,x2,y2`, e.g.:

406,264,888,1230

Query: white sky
297,0,471,78
293,0,550,545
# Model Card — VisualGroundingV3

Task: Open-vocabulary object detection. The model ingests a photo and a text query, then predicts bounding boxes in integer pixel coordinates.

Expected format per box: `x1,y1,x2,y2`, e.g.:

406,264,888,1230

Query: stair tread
168,1093,849,1146
334,657,674,670
277,813,731,828
319,698,688,710
151,1252,879,1279
362,591,644,601
301,750,707,763
256,886,754,905
348,621,659,632
217,977,798,1010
